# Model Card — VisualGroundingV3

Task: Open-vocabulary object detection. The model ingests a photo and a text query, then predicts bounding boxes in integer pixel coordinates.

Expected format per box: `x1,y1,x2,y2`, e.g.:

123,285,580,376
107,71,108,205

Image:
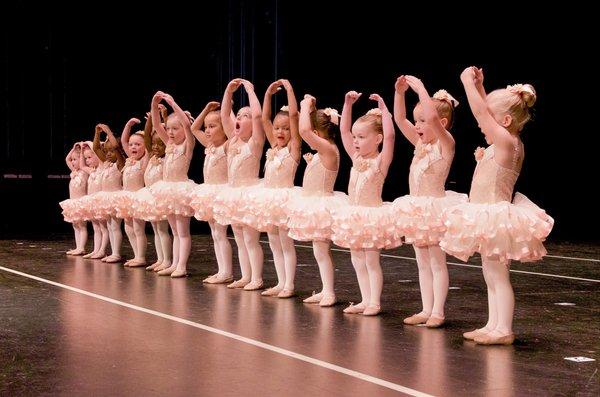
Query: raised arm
262,80,282,147
240,79,265,149
221,79,242,139
80,142,96,174
121,118,141,157
341,90,362,158
93,124,107,162
102,124,125,170
394,75,420,146
191,101,220,147
460,66,513,147
150,92,169,144
66,144,78,172
143,111,153,153
298,95,336,156
162,93,196,154
405,76,455,151
370,94,395,177
281,79,301,155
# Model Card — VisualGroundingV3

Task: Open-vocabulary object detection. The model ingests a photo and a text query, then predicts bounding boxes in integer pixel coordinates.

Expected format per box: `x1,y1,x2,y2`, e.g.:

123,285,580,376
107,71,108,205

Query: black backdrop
1,1,597,242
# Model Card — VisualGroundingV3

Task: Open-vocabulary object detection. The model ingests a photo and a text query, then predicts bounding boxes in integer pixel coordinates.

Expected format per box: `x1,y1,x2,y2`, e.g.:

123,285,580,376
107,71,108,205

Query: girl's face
84,148,98,167
234,107,252,139
104,141,118,162
152,134,166,157
412,104,436,144
351,121,382,157
272,114,291,147
128,134,145,160
204,113,225,144
166,116,185,144
70,150,80,169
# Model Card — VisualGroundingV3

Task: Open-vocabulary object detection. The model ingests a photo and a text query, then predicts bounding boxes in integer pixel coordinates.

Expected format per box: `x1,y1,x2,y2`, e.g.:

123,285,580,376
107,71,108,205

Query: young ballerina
244,78,301,298
135,105,173,272
440,66,554,345
60,142,89,255
392,75,466,327
80,141,110,259
115,118,150,267
188,101,233,284
149,92,196,278
286,94,345,307
213,78,266,290
93,124,125,263
332,91,401,316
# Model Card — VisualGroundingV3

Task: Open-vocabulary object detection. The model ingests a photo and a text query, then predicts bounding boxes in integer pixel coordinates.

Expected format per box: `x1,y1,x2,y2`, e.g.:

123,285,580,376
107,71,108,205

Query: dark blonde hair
310,109,338,141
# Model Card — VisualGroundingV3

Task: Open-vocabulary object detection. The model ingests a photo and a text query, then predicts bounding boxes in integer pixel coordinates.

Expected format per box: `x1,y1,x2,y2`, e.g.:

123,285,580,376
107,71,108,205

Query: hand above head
204,101,221,112
126,118,141,127
266,80,283,95
240,79,254,92
226,78,243,93
395,75,409,93
280,79,292,91
460,66,477,84
405,75,426,93
474,67,484,86
369,93,387,110
345,90,362,105
300,94,316,111
152,91,165,105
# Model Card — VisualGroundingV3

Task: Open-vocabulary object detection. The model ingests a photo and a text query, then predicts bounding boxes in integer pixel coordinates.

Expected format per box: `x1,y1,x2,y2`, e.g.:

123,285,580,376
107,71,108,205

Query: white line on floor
246,239,600,284
0,265,433,397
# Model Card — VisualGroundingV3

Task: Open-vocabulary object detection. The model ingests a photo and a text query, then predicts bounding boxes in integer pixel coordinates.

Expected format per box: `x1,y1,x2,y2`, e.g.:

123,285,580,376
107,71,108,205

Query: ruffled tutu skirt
113,190,144,219
439,192,554,263
212,182,259,226
59,197,87,223
238,182,295,232
78,191,112,221
285,188,347,241
392,191,468,247
146,180,196,219
331,200,402,250
189,182,227,222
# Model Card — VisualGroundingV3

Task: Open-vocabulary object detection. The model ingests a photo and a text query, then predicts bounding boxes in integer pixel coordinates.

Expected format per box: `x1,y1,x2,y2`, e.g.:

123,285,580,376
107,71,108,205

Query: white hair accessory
506,84,535,97
323,107,340,125
280,105,289,112
433,89,459,108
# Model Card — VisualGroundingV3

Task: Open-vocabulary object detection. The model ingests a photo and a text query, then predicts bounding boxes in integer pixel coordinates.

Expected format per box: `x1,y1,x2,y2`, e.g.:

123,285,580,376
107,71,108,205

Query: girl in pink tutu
60,142,89,255
116,117,149,267
136,105,172,272
248,78,301,298
149,92,196,278
286,94,345,307
333,91,400,316
80,141,109,259
393,75,466,327
213,78,266,290
189,101,232,284
440,67,554,345
93,124,125,263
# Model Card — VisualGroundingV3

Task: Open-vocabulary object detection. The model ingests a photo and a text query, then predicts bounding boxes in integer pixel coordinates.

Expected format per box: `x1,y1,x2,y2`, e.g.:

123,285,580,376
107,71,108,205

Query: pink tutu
148,180,196,218
78,192,109,221
132,187,163,222
331,200,402,250
239,182,295,232
440,192,554,263
286,188,347,241
59,198,87,223
189,183,227,222
392,191,468,247
93,191,122,219
212,183,258,226
113,190,142,219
